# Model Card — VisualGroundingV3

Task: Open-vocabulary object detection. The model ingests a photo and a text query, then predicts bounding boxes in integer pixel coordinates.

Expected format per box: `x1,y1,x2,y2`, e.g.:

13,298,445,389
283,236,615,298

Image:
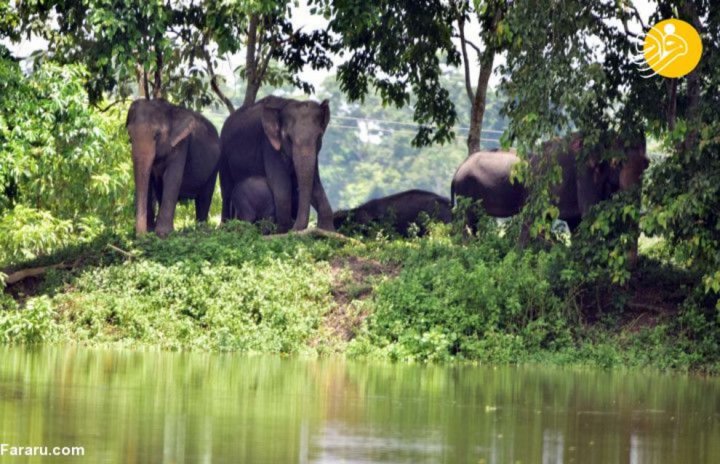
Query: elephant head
261,98,330,230
126,99,196,235
577,133,649,215
333,208,371,231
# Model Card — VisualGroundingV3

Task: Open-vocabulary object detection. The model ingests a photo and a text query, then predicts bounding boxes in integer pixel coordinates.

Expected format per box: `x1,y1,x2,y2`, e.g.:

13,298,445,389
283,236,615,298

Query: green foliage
569,189,643,285
0,56,132,268
0,223,718,371
349,235,570,362
0,296,57,344
15,0,334,107
644,125,720,310
11,224,334,353
325,0,461,146
0,58,132,221
0,206,105,267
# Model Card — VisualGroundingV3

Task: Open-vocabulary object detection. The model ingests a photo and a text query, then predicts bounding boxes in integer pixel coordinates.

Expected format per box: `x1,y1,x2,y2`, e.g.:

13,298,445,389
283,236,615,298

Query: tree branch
456,12,476,103
93,99,128,113
256,45,273,86
200,34,235,114
152,36,163,99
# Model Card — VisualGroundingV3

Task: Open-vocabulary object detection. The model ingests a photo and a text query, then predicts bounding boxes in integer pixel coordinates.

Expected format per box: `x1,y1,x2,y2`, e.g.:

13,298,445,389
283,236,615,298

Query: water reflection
0,346,718,463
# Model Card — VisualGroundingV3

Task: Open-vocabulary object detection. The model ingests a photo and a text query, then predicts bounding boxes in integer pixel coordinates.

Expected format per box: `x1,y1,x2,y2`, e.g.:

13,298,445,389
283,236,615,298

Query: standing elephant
451,132,648,232
229,176,276,224
334,190,452,237
126,99,221,237
220,96,334,232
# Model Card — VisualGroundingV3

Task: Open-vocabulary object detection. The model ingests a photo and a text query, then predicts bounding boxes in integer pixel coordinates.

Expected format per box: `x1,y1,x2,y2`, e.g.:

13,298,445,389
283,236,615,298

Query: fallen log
2,262,71,286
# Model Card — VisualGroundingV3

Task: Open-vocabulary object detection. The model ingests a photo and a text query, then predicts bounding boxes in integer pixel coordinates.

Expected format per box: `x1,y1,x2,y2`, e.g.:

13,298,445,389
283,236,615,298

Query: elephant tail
450,181,456,208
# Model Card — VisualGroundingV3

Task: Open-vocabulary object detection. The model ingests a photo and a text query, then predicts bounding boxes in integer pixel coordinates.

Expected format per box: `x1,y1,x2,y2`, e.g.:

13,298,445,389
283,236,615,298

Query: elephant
220,96,334,233
334,189,453,237
126,98,221,237
451,132,648,234
229,176,276,224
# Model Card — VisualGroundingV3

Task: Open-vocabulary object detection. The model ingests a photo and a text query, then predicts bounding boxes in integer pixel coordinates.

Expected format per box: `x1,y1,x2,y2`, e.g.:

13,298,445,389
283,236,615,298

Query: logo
635,19,702,78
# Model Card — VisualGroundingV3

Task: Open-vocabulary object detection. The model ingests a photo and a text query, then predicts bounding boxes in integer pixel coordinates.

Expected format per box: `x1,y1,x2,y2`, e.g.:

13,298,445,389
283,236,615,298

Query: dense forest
1,1,719,372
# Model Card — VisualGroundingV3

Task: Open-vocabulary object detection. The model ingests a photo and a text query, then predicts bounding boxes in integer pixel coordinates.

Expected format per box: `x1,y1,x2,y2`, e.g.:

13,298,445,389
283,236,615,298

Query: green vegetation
1,1,719,375
1,219,716,373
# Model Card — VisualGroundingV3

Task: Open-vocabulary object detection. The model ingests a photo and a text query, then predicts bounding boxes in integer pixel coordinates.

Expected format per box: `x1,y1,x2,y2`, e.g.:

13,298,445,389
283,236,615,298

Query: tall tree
453,0,509,154
14,0,333,110
325,0,460,147
324,0,510,153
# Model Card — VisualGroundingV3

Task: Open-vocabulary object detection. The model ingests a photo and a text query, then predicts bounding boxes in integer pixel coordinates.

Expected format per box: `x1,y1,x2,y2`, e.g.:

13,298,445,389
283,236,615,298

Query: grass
1,220,718,374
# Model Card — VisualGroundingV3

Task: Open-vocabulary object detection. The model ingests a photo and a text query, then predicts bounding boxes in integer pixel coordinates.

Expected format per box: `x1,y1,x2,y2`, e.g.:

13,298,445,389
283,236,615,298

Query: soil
323,256,400,342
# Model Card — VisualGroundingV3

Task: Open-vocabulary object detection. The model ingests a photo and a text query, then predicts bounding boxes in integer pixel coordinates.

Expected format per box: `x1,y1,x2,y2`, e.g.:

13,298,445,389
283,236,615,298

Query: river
0,346,718,463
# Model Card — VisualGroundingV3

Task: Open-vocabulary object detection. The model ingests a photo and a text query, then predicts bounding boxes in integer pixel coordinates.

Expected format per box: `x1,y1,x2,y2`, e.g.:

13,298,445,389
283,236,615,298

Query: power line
333,115,506,134
326,124,501,144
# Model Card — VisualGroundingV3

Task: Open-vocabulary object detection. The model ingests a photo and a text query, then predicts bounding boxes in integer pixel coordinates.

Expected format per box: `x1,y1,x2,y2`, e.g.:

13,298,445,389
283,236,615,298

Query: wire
326,124,501,144
333,115,506,134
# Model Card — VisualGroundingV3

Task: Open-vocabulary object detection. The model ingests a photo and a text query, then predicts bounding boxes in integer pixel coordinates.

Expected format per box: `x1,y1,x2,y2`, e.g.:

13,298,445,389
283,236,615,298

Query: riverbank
1,222,717,373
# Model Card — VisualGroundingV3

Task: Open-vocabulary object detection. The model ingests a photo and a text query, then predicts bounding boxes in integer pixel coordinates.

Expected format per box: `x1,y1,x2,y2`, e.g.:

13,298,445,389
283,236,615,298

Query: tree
14,0,334,110
499,0,719,304
325,0,460,147
324,0,509,153
453,0,510,153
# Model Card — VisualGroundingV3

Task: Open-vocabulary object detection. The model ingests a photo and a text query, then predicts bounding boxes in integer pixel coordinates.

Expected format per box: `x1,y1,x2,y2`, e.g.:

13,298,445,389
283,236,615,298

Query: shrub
350,238,570,362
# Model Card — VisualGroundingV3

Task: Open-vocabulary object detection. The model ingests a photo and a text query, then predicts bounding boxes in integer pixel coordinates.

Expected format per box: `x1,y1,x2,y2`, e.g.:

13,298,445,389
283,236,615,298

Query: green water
0,347,718,463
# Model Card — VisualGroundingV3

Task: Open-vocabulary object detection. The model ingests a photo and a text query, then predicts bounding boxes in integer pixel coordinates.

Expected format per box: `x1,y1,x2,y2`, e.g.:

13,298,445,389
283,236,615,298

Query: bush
0,57,132,229
0,296,57,344
349,237,570,362
22,224,336,353
0,206,107,267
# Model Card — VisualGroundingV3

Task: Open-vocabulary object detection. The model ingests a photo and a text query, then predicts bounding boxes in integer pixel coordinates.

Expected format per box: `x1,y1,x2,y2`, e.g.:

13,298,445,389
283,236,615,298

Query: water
0,347,718,463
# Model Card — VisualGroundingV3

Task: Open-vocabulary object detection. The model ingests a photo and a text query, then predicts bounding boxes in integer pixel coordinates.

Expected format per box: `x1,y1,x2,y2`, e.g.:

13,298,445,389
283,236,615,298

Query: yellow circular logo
642,19,702,78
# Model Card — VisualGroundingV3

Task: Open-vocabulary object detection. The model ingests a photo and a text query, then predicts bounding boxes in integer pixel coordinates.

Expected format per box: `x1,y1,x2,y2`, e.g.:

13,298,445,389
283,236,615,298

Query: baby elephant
230,176,276,224
334,189,452,237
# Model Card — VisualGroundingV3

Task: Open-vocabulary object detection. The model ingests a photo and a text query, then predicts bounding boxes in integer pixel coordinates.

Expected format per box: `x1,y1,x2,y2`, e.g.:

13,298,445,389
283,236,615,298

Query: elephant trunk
132,145,155,235
292,149,317,231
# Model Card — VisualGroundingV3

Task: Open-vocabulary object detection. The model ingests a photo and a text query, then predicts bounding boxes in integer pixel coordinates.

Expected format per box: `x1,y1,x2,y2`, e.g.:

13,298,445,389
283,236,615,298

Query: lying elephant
126,99,221,237
334,190,452,237
451,132,648,233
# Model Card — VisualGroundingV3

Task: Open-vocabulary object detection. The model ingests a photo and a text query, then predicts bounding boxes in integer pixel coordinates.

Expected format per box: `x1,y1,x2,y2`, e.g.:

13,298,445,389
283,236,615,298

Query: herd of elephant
126,97,649,239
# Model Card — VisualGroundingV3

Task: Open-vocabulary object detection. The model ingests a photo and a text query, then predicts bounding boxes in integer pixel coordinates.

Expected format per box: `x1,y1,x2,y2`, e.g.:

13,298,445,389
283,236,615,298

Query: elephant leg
565,217,582,233
155,160,185,237
310,166,334,231
146,180,157,231
264,153,293,233
195,171,217,223
219,156,233,223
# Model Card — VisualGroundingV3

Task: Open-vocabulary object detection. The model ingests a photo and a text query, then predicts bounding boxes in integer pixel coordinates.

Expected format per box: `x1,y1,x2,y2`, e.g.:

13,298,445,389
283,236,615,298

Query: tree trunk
243,14,261,107
136,64,150,99
666,79,677,131
152,37,164,99
210,75,235,114
467,49,495,154
457,2,503,155
679,2,701,155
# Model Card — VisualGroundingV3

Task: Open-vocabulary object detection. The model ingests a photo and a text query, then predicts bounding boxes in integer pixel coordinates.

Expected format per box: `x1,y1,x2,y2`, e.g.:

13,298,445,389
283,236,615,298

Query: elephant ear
169,114,197,148
320,99,330,131
261,107,282,151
